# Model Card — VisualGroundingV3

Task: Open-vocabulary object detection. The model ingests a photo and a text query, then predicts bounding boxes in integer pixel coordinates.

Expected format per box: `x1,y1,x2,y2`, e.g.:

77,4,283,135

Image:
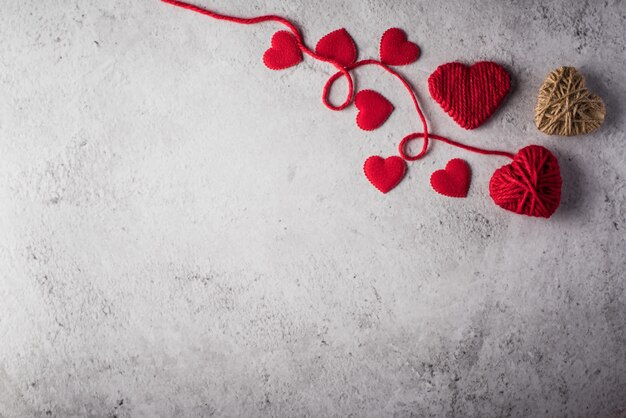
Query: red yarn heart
379,28,420,66
315,28,357,67
263,31,303,70
490,145,562,218
355,90,394,131
431,158,471,198
364,156,406,194
428,61,511,130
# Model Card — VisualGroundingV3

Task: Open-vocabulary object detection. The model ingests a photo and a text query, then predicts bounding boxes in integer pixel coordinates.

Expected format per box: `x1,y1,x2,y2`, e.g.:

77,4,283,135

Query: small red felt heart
490,145,562,218
355,90,394,131
379,28,420,66
430,158,471,198
315,28,357,67
263,30,303,70
428,61,510,130
364,156,406,194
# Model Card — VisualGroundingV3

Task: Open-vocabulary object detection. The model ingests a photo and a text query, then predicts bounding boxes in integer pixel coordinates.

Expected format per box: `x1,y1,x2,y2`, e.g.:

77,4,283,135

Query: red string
161,0,355,109
161,0,516,163
323,59,430,151
399,133,515,161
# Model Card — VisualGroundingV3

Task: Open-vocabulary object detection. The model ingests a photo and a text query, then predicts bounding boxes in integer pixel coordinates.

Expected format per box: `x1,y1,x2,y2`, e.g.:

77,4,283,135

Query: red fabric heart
355,90,394,131
490,145,562,218
379,28,420,66
428,61,511,130
363,156,406,194
315,28,357,67
263,30,303,70
430,158,471,198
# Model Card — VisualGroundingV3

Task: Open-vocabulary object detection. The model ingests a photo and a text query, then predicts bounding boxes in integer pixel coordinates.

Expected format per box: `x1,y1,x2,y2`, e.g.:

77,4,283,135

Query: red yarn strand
399,133,515,161
161,0,518,163
161,0,355,110
323,59,430,149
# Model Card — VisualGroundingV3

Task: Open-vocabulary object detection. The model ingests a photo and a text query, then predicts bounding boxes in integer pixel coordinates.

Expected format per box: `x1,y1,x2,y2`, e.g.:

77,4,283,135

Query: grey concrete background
1,0,625,417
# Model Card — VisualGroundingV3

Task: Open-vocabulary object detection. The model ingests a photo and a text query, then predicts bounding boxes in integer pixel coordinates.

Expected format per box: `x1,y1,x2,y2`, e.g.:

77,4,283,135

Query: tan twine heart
534,66,605,136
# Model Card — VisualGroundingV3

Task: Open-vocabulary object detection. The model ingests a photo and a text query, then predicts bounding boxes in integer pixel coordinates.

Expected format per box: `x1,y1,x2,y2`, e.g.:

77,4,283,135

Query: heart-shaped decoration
355,90,394,131
379,28,420,66
489,145,562,218
428,61,511,130
534,66,605,136
315,28,357,67
263,31,303,70
363,156,406,194
430,159,471,198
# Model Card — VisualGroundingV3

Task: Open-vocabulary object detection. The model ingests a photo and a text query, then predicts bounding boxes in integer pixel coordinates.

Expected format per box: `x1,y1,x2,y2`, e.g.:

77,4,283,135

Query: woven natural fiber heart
534,67,605,136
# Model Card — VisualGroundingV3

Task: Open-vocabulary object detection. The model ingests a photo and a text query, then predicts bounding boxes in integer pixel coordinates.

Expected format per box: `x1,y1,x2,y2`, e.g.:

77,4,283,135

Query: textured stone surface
1,1,625,417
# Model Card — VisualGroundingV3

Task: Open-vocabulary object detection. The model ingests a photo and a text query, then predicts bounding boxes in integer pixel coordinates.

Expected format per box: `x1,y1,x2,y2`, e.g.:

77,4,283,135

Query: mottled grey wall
0,1,625,417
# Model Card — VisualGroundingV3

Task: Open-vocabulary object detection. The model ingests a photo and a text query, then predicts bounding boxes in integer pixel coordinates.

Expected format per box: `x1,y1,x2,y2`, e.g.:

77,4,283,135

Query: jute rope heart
534,66,605,136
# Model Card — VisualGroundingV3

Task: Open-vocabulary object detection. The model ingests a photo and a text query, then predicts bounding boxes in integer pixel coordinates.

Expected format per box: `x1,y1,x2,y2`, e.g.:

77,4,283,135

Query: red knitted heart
315,28,357,67
428,62,511,130
263,30,303,70
379,28,420,66
364,156,406,193
490,145,562,218
355,90,394,131
430,158,471,198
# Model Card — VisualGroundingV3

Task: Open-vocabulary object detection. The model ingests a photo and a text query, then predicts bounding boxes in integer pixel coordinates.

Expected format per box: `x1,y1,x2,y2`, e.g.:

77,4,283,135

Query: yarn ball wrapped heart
489,145,562,218
534,66,605,136
428,61,510,130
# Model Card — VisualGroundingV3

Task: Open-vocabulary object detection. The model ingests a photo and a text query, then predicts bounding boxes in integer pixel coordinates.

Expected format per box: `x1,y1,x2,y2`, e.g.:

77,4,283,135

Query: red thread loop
399,132,430,161
399,132,516,161
322,68,354,111
325,59,431,143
